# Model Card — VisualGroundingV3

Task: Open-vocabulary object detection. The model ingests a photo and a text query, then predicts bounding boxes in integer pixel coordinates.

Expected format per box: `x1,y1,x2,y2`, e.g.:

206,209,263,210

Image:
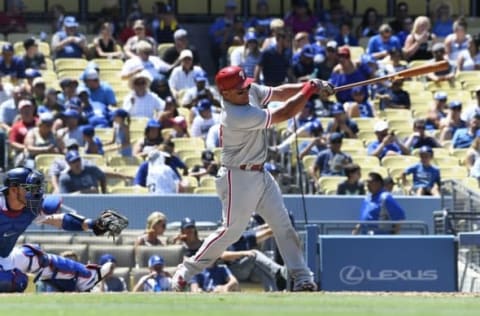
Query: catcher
0,167,129,292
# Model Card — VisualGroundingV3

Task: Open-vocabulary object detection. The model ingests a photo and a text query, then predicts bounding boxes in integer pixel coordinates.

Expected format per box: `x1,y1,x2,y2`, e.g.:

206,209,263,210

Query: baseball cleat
172,274,187,292
292,280,318,292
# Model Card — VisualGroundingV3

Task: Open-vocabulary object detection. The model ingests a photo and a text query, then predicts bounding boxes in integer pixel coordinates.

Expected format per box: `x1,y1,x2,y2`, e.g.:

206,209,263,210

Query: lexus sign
339,265,439,285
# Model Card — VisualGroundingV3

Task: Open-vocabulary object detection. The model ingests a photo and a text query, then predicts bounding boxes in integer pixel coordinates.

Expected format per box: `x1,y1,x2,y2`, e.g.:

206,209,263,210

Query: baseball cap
174,29,188,40
2,43,14,53
59,77,79,87
419,145,433,155
314,26,326,41
197,99,212,112
181,217,196,229
133,19,145,30
112,108,129,118
81,125,95,136
99,254,117,265
39,112,54,124
374,120,389,132
330,132,344,143
326,40,338,49
24,68,42,79
201,149,215,162
65,150,81,163
179,49,193,60
338,46,351,58
194,71,208,82
146,118,161,128
65,138,79,149
301,44,314,59
245,32,258,42
148,255,164,267
76,85,90,96
215,66,254,91
63,109,80,118
23,37,38,49
63,16,79,28
434,91,448,101
84,68,99,80
32,77,46,87
18,99,33,110
379,24,392,33
330,103,345,115
449,100,462,109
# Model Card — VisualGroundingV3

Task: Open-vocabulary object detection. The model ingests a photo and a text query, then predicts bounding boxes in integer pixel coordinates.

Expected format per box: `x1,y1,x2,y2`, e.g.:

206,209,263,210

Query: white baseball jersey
220,83,273,166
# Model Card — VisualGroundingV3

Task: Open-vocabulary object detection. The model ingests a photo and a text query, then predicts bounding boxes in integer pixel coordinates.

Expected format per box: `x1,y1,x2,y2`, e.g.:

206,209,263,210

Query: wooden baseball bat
334,60,449,93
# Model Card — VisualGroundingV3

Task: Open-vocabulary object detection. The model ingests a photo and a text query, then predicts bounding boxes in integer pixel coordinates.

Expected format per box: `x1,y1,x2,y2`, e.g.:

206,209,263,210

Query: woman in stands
356,7,381,39
230,32,262,78
93,22,123,59
444,17,475,70
133,118,163,158
403,16,435,61
135,211,168,249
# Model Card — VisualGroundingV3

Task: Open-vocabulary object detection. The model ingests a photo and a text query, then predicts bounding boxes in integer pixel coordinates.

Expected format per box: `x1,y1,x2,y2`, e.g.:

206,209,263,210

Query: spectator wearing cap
9,99,37,166
426,42,454,82
82,68,117,108
329,46,370,103
133,255,172,292
104,108,132,157
230,32,261,79
31,77,47,106
0,85,28,131
124,19,157,59
326,103,359,138
57,109,84,146
190,260,239,293
426,91,448,130
366,24,402,60
123,70,166,119
93,22,123,59
38,88,65,120
189,149,219,181
334,21,359,47
22,38,46,70
51,16,87,59
48,138,85,193
344,86,375,118
168,49,204,100
311,132,352,183
191,99,220,139
181,71,219,109
261,18,285,51
24,112,60,167
402,16,435,62
135,211,168,248
58,77,79,104
439,100,467,142
208,0,242,71
376,78,411,110
22,68,41,91
59,149,106,194
151,2,179,45
92,254,128,292
0,43,26,80
337,163,365,195
314,40,339,80
404,118,441,150
169,217,204,258
81,125,104,155
284,0,318,35
162,29,200,65
292,44,316,80
444,18,475,71
461,88,480,123
367,121,410,159
451,112,480,149
402,145,441,196
255,30,293,86
133,118,163,158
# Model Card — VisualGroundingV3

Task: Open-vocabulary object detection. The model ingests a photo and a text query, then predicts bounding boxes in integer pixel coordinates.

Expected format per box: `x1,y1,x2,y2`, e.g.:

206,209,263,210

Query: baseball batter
173,66,334,291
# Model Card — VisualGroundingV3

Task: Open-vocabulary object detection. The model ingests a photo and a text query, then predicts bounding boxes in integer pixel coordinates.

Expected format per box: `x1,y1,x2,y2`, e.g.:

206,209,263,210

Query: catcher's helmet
4,167,45,214
215,66,253,91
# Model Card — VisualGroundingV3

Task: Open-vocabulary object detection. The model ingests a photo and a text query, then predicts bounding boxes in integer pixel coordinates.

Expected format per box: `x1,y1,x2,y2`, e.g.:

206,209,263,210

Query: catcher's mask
4,167,45,214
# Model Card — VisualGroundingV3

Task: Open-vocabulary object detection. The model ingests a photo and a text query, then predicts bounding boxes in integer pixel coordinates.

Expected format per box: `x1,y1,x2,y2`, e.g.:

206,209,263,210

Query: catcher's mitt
92,209,129,239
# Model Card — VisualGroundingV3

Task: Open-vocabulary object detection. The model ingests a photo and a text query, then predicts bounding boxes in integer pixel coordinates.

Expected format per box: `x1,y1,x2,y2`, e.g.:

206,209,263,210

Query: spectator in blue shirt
403,119,442,150
451,113,480,149
311,132,352,183
190,261,238,293
353,172,406,235
345,86,375,118
0,43,26,79
334,21,358,47
402,146,441,196
326,103,359,138
82,68,117,108
51,16,88,59
366,24,401,60
367,120,410,159
440,100,467,142
377,78,411,110
255,30,293,86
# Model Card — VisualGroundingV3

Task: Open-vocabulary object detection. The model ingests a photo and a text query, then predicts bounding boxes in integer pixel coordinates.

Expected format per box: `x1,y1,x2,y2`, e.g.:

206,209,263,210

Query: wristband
301,81,317,99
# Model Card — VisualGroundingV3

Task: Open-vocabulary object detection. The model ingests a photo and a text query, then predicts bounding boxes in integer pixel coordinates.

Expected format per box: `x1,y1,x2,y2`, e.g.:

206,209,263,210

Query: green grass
1,292,480,316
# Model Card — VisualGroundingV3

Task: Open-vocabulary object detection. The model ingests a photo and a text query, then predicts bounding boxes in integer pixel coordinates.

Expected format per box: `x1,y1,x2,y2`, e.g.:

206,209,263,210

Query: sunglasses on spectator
134,80,147,86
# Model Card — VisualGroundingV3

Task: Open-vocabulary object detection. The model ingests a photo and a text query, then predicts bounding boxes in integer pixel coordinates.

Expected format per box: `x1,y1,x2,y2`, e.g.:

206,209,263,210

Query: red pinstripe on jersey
264,109,272,129
219,124,224,147
193,170,232,262
261,87,273,106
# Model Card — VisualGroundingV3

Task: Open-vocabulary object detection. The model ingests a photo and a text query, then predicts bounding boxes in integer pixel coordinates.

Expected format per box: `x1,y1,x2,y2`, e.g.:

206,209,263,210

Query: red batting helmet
215,66,254,91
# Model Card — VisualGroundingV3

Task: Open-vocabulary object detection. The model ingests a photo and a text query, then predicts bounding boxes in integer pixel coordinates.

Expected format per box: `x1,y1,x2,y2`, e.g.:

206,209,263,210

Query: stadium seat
199,176,216,188
172,137,205,150
35,153,63,174
129,117,149,131
41,244,89,264
183,155,203,169
450,148,468,165
381,155,418,169
89,245,135,268
135,245,184,268
433,156,460,168
81,154,106,167
361,166,389,180
24,234,73,245
358,130,378,144
106,176,128,193
54,58,88,71
182,175,199,189
157,43,174,57
353,117,377,132
108,156,142,167
110,186,149,194
317,176,346,194
14,41,51,57
440,166,469,180
92,58,124,70
94,127,114,144
212,147,222,161
176,149,202,161
72,234,121,246
350,155,381,167
193,187,217,194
